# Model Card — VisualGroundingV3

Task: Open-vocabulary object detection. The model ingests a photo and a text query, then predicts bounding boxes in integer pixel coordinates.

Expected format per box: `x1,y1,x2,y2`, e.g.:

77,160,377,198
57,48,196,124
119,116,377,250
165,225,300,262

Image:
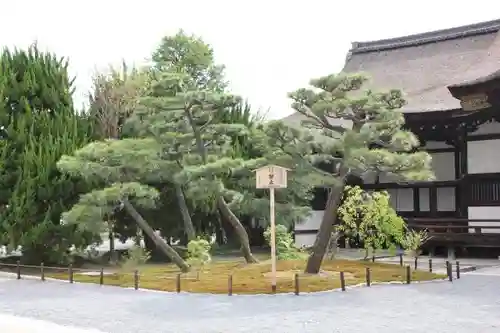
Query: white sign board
255,164,289,189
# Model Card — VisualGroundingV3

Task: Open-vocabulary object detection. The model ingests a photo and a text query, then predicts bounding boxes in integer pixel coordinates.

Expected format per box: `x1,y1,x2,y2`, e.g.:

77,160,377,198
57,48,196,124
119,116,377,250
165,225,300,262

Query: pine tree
130,70,318,263
58,64,190,271
129,70,258,262
278,73,434,274
86,62,152,262
0,45,94,263
57,138,190,272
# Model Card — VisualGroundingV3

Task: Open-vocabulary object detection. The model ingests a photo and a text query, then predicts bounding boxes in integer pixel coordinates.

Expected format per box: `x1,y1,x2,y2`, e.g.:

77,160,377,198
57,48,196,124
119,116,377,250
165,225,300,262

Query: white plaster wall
469,121,500,135
295,211,323,231
431,152,455,181
386,188,414,211
380,151,453,183
379,149,455,212
419,188,430,211
294,210,324,247
417,186,456,213
295,234,318,248
467,139,500,174
437,187,456,211
468,207,500,234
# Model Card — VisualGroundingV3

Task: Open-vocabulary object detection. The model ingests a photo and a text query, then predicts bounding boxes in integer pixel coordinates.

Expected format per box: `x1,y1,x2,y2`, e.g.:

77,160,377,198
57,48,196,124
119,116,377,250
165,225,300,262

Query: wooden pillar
454,142,462,216
429,185,437,217
413,187,420,213
458,131,468,217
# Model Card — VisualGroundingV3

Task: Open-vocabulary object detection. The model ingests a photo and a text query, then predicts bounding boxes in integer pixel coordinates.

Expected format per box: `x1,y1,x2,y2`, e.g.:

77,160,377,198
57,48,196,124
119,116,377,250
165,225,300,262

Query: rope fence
0,256,461,296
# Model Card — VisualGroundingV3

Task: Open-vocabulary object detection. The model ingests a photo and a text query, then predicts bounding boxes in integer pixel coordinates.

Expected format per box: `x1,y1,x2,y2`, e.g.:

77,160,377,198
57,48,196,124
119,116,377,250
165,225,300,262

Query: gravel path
0,267,499,333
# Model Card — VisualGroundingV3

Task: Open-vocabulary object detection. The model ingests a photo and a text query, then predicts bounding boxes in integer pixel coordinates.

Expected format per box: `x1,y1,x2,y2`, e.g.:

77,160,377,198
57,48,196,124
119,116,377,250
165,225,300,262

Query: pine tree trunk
108,223,117,264
217,197,258,263
186,110,257,263
135,229,142,246
305,176,347,274
122,199,190,272
174,183,196,242
214,210,226,246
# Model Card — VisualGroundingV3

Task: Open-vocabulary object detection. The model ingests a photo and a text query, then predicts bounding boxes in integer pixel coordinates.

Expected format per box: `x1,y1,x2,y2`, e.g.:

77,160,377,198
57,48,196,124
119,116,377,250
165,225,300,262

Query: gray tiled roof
283,19,500,124
344,19,500,113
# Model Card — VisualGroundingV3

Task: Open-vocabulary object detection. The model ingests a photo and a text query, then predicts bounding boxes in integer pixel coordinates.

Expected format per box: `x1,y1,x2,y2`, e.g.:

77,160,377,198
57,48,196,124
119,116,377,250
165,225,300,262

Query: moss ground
46,258,446,294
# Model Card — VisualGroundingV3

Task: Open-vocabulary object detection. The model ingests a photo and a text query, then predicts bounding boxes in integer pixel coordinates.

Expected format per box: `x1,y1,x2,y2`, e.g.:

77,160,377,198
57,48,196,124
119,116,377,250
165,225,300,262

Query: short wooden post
365,267,371,287
68,264,74,284
40,262,45,281
428,258,432,273
176,273,181,293
406,265,411,284
446,261,452,282
414,257,418,270
399,254,403,266
99,268,104,285
134,270,139,290
16,261,21,280
294,273,299,296
456,261,460,279
340,271,346,291
228,275,233,296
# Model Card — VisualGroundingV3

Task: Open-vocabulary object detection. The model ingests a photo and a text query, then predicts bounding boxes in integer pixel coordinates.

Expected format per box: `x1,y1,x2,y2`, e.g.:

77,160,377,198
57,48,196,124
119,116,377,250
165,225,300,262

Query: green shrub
187,237,212,266
338,186,406,257
120,246,151,273
402,229,430,258
264,224,305,260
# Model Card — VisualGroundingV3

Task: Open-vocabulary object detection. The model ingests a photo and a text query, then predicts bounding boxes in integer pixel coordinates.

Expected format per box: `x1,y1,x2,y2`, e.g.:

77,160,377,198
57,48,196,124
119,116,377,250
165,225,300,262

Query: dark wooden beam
425,147,455,153
429,186,437,217
467,133,500,141
413,187,420,213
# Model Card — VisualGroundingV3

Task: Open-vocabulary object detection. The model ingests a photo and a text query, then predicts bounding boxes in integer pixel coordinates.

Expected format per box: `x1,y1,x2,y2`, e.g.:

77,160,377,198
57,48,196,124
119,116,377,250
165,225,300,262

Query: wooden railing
407,218,500,247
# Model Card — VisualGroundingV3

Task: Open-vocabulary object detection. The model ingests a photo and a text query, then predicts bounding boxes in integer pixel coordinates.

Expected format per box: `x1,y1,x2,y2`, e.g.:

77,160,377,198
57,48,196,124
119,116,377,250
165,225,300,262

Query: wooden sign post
255,164,290,293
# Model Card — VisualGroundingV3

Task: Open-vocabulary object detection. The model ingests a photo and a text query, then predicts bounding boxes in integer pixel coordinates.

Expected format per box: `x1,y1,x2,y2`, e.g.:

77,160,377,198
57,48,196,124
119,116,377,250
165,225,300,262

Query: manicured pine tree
132,70,318,263
274,73,434,274
58,64,191,271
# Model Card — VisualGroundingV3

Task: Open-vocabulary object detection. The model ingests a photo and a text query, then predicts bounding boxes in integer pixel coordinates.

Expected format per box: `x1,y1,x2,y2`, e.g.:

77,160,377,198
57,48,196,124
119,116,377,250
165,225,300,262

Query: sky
1,1,499,119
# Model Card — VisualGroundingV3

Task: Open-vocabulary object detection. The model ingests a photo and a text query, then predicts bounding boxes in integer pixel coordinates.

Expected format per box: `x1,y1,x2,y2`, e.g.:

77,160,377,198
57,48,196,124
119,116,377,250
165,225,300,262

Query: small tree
120,245,151,273
283,73,434,273
264,224,303,260
337,186,406,258
402,229,430,260
187,237,212,266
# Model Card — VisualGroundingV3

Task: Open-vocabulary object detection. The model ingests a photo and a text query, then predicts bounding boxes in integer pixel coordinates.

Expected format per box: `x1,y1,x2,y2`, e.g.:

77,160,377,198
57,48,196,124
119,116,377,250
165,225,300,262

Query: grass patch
46,259,446,294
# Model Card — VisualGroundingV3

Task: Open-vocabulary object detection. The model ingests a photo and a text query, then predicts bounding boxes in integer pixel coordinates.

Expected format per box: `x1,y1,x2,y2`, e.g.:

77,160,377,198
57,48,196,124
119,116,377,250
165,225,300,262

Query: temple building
285,19,500,255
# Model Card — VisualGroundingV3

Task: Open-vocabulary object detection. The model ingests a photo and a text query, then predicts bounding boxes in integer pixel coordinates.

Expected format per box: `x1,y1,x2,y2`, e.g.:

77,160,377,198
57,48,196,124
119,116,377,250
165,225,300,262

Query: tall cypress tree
0,44,94,264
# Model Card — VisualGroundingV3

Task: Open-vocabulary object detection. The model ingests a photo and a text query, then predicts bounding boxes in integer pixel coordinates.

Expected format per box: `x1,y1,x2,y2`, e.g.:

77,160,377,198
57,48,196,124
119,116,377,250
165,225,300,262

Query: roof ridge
351,18,500,54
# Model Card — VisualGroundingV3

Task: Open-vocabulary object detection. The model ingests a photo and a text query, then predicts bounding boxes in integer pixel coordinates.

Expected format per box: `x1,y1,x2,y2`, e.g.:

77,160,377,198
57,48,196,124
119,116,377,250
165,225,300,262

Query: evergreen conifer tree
0,45,94,263
275,73,434,274
58,64,190,271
